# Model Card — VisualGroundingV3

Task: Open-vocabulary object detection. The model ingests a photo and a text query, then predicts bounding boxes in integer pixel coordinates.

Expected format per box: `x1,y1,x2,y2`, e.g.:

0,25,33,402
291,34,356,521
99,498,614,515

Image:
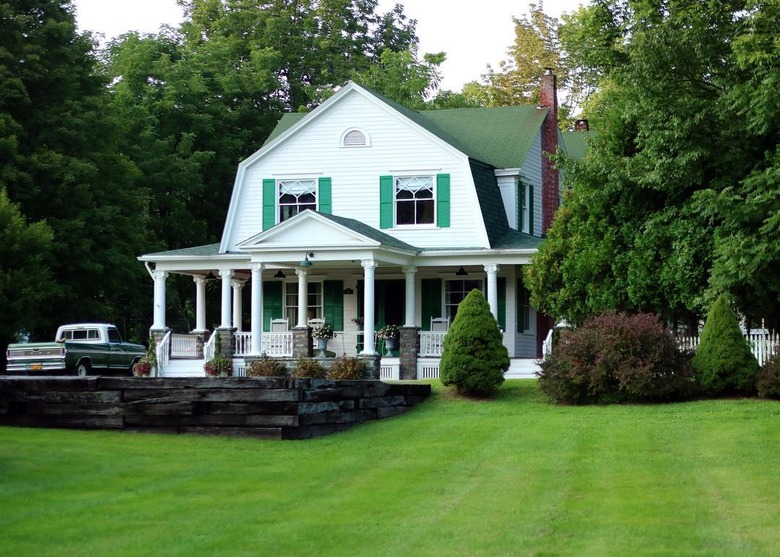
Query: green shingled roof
144,244,221,257
263,85,547,168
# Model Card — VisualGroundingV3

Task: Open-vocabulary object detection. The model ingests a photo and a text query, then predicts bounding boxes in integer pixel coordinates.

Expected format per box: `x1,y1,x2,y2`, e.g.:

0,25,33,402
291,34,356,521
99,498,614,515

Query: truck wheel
75,362,90,376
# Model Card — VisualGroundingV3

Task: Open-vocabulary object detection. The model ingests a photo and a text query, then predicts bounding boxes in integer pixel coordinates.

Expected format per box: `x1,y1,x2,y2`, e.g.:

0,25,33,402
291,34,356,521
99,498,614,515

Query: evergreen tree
440,289,508,396
692,294,759,395
0,0,148,340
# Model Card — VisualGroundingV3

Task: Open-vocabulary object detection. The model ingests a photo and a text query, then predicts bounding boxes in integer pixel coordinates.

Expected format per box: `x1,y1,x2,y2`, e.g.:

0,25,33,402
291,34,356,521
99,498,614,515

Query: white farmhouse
138,71,588,379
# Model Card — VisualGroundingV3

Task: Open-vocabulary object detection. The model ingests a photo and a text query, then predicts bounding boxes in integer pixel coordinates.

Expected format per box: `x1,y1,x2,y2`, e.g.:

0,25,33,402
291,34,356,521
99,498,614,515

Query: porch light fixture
300,252,314,267
205,271,217,280
274,269,286,279
343,288,354,295
456,266,468,276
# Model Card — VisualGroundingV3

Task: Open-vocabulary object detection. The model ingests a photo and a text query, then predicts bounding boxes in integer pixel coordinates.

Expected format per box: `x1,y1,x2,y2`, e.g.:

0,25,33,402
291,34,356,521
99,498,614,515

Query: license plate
29,364,43,372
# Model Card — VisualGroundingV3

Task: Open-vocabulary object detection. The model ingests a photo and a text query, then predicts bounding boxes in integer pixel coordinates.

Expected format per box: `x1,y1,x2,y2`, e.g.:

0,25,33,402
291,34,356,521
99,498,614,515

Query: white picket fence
677,332,779,367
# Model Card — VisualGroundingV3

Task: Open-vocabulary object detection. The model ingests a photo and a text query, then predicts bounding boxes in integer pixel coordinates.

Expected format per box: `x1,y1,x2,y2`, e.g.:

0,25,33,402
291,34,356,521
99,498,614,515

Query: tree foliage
0,189,55,362
440,289,508,396
0,0,149,342
467,2,597,127
527,0,780,329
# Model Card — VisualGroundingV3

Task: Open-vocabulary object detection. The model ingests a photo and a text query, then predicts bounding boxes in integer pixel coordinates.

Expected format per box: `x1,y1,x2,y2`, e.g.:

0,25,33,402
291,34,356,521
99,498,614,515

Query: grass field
2,380,780,556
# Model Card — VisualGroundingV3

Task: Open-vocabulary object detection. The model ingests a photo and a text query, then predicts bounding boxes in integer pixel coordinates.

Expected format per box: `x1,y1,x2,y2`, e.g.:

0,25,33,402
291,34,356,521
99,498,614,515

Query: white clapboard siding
227,89,490,251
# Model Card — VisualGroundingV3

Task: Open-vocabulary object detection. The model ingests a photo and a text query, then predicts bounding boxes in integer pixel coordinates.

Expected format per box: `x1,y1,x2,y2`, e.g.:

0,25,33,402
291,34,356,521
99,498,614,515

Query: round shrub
327,356,367,380
247,354,288,377
691,294,759,395
537,312,694,404
440,289,508,396
757,349,780,399
291,356,327,379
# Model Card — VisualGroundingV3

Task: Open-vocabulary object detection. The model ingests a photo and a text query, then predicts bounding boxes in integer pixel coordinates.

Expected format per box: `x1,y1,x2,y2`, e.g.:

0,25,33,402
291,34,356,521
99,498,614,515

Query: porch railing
232,332,293,357
419,332,447,357
204,332,217,362
156,330,172,376
171,334,200,358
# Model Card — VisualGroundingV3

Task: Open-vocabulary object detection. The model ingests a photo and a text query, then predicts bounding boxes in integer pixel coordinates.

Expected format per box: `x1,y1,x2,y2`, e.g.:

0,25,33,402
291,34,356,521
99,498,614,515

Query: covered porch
138,211,542,379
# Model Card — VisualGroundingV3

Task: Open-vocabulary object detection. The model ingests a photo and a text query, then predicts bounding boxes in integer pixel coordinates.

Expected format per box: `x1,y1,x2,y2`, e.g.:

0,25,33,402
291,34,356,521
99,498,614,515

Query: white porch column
193,276,207,333
250,263,264,355
219,268,233,329
402,266,417,327
361,260,378,355
295,268,309,328
231,279,245,332
151,270,168,330
484,264,500,320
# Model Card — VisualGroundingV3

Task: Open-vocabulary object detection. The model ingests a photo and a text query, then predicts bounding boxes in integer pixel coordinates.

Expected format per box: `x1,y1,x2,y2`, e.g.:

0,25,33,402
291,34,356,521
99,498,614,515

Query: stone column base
399,326,421,380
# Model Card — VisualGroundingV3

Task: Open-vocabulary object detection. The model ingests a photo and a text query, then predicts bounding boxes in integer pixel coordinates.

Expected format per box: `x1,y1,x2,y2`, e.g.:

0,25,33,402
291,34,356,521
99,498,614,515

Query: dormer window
341,128,369,147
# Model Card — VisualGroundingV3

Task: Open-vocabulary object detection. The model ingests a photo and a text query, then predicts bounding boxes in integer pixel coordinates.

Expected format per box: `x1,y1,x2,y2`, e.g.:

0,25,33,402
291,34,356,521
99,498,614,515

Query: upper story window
379,173,449,230
341,128,370,147
279,179,316,222
396,176,434,225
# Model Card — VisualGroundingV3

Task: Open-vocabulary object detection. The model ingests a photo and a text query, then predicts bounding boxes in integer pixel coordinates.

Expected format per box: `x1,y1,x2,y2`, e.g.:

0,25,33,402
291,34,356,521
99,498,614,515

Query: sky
73,0,588,91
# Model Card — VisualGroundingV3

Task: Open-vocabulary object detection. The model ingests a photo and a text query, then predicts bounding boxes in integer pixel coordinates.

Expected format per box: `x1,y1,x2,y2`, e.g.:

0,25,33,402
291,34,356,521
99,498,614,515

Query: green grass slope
2,381,780,556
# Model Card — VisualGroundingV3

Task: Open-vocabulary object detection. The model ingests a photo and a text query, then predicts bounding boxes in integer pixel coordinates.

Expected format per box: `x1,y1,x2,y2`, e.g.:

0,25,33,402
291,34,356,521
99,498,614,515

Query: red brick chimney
539,68,559,234
536,68,559,357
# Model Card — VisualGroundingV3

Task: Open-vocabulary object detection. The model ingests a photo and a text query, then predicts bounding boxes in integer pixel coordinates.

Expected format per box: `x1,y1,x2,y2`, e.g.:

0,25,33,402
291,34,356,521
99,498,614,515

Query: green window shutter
262,281,283,331
318,177,332,214
262,179,276,231
379,175,394,229
528,184,534,236
517,181,524,231
323,280,344,331
498,277,506,331
516,278,529,333
436,173,450,228
421,278,442,331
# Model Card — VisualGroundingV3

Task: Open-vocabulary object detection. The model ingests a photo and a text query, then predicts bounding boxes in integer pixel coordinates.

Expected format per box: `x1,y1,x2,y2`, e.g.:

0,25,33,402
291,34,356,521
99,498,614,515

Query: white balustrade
419,332,447,357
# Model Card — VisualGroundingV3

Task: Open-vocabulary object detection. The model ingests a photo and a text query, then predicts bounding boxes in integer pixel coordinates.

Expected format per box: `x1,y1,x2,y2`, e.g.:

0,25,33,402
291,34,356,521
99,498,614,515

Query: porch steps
504,358,540,379
160,358,204,378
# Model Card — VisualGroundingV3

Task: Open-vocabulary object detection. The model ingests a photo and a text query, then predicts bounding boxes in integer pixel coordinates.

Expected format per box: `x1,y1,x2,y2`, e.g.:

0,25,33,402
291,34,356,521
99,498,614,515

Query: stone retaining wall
0,377,431,440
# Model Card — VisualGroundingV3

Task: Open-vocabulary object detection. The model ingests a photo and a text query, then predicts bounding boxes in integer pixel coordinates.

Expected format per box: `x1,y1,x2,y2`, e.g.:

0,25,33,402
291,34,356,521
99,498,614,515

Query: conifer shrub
327,356,367,380
439,289,508,396
247,354,288,377
756,349,780,399
691,294,759,395
537,313,694,404
291,356,327,379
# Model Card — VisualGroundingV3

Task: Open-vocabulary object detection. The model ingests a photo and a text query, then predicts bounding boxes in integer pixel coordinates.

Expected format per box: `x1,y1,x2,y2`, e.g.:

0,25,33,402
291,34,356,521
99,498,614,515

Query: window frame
277,179,317,223
284,282,323,325
394,175,436,227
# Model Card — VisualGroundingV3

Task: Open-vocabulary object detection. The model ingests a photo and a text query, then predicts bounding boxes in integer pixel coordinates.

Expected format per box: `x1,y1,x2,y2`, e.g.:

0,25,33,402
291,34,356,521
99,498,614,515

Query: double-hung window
395,176,435,225
445,279,483,322
380,174,449,229
278,179,316,223
284,282,322,325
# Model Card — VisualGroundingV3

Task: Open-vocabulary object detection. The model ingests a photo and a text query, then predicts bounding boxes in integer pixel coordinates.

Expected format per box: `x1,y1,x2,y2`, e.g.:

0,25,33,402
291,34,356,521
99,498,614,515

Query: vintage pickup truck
5,323,146,376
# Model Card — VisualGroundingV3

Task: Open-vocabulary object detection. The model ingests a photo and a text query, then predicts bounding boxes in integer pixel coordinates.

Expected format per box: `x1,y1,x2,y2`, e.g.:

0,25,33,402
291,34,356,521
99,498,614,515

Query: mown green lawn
2,380,780,556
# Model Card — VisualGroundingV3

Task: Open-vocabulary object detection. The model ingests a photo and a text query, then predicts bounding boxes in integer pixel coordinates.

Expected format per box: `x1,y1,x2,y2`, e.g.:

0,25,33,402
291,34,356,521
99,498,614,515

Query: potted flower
376,324,400,352
312,322,335,354
133,357,153,377
133,334,157,377
204,332,232,377
204,354,232,377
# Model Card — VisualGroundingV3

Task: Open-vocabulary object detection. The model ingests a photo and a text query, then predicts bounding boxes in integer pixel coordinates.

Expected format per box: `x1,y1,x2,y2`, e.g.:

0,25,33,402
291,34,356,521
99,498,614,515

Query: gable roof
264,82,547,169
